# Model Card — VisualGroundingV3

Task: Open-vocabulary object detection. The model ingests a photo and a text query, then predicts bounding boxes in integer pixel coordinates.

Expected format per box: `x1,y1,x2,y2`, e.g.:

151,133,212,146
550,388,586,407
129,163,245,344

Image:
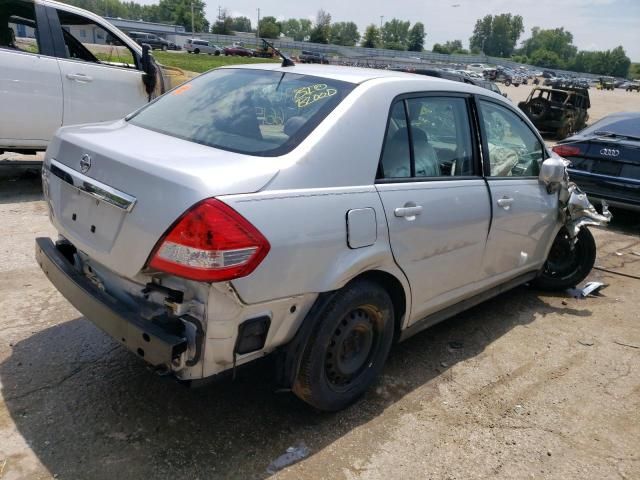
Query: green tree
530,48,564,69
281,18,313,41
407,22,425,51
329,21,360,46
381,18,410,50
469,13,523,57
230,16,252,33
309,9,331,44
210,8,232,34
258,16,280,39
432,40,465,54
361,24,380,48
521,27,577,63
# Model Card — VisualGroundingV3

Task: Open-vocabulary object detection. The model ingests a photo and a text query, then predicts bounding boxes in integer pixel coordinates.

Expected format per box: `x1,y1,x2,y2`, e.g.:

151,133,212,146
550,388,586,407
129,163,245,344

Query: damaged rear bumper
35,237,188,369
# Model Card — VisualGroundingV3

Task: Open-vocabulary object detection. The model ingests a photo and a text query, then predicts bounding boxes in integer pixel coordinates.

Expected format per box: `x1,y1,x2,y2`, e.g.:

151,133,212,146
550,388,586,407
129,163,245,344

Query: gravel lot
0,83,639,480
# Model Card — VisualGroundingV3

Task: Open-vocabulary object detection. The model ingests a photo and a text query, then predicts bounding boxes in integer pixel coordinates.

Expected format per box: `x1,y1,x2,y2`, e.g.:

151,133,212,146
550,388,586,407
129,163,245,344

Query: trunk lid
44,120,280,279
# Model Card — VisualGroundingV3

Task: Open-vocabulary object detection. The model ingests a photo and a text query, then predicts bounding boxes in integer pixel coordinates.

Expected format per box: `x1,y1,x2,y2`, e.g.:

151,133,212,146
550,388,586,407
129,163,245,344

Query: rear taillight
552,144,582,157
148,199,270,282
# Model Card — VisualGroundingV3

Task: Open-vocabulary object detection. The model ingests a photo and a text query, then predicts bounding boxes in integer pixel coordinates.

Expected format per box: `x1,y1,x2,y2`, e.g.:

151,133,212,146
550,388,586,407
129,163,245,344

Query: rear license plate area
58,182,126,252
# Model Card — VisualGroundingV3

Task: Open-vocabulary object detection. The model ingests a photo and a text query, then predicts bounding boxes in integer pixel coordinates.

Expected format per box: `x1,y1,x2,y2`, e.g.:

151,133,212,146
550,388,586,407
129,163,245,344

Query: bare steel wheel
325,306,379,391
293,280,394,411
533,227,596,290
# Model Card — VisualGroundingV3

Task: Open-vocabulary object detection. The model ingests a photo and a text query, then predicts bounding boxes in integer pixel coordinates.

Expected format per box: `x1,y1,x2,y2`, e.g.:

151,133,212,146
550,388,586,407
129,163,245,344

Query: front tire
533,227,596,291
293,280,395,411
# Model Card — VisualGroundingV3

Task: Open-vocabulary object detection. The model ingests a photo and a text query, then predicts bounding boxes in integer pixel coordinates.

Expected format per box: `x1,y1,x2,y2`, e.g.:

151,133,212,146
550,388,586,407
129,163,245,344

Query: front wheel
505,78,512,86
293,280,395,411
533,227,596,291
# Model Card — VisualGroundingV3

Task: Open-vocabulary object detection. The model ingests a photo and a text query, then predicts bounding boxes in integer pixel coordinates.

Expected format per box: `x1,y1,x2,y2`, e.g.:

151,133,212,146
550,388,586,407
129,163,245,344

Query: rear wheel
533,227,596,291
194,48,200,54
293,280,394,411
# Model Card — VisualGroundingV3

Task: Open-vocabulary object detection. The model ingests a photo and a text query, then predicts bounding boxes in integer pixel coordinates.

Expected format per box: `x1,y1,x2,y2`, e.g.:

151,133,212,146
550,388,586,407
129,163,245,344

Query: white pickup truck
0,0,193,154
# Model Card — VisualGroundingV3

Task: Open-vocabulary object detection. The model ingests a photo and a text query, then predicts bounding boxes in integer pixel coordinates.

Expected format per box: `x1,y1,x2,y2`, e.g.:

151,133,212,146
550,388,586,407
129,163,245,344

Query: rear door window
129,69,355,156
379,96,475,179
1,0,40,54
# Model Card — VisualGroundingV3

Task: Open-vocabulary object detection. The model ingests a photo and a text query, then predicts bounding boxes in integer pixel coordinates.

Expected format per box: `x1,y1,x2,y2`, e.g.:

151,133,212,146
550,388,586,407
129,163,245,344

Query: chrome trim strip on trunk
47,158,137,212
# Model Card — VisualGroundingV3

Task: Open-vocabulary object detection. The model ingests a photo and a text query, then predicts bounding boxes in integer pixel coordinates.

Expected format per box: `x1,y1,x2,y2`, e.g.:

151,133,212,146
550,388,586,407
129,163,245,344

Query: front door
376,95,491,322
477,98,559,282
50,6,148,126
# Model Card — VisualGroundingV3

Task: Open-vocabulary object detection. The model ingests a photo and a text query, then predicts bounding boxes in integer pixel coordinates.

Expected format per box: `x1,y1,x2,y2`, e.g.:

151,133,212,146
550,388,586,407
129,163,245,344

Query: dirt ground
1,84,640,480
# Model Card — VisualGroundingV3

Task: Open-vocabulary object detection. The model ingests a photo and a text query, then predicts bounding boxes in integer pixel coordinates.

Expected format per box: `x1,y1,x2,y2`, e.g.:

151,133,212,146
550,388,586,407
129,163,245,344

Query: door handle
66,73,93,82
497,196,514,210
394,205,423,218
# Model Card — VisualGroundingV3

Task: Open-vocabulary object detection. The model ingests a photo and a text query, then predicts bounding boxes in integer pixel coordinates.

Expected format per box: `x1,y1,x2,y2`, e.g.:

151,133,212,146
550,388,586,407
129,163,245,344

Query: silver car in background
37,64,600,411
184,38,221,55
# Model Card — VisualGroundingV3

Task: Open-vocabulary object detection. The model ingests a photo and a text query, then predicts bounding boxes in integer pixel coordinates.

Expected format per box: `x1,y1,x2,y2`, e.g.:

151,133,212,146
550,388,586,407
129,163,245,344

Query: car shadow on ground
0,173,42,205
0,286,592,479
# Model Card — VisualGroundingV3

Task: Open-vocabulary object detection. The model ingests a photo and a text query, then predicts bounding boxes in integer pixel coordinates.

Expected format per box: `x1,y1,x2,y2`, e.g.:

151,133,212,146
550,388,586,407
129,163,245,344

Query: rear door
376,94,491,321
47,5,148,126
477,98,559,282
0,0,62,147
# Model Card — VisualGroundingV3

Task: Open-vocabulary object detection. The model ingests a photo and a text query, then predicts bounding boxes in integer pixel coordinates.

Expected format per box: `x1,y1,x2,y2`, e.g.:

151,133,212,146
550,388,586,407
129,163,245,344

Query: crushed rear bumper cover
35,237,187,368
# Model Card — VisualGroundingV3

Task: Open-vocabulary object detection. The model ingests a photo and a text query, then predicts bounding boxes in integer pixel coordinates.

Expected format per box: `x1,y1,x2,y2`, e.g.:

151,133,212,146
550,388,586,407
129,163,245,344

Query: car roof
220,63,486,86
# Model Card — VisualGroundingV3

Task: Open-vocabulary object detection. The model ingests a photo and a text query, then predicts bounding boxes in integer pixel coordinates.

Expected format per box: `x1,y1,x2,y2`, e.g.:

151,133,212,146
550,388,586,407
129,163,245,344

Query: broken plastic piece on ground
266,441,311,474
567,281,607,298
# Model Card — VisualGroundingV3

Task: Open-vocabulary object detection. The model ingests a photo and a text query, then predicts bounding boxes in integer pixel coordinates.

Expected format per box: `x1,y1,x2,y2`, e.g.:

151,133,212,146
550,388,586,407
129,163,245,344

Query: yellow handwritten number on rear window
294,84,337,108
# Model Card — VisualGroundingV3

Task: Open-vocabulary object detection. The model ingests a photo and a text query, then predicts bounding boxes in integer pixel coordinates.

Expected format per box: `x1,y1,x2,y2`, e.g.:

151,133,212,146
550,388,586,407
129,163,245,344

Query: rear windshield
581,115,640,138
129,69,354,156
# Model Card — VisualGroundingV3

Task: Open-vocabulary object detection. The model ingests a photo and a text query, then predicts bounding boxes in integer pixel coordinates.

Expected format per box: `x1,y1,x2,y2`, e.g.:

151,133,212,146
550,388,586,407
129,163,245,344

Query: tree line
60,1,632,77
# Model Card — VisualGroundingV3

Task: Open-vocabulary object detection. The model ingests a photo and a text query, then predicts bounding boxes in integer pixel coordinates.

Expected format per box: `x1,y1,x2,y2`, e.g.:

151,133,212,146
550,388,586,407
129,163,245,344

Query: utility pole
380,15,384,29
256,7,260,39
191,1,195,33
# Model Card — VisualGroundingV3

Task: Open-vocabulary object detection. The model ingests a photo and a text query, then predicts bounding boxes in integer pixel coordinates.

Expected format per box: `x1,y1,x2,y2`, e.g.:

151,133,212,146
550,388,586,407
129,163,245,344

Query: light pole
380,15,384,29
257,7,260,39
191,1,195,33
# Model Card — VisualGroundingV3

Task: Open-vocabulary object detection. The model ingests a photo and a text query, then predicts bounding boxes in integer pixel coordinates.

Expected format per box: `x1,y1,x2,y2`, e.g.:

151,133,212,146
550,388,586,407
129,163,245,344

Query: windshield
581,114,640,139
129,69,355,156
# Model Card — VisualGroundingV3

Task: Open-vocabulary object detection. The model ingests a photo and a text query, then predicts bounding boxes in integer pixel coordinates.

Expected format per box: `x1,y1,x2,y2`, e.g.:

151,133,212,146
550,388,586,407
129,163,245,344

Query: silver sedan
37,63,605,411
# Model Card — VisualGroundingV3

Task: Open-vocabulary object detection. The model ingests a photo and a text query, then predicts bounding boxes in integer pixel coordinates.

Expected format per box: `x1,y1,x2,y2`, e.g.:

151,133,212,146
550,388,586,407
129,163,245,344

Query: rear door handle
66,73,93,83
394,205,423,218
497,196,514,210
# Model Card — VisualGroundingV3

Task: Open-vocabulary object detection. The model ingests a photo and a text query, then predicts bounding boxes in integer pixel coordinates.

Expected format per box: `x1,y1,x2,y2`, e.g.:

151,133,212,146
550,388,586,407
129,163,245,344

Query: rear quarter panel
221,187,411,314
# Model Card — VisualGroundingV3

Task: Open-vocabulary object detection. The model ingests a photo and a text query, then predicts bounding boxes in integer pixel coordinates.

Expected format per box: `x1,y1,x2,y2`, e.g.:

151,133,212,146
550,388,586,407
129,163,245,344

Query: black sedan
553,112,640,211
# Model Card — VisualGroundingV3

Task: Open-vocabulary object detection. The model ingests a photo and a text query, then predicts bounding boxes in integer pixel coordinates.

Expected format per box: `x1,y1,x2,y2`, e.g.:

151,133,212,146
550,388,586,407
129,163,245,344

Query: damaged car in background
518,86,590,139
0,0,196,156
36,62,610,412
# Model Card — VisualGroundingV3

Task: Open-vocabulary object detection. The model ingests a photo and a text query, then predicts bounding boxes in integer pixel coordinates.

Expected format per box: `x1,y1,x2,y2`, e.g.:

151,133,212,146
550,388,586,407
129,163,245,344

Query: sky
142,0,640,60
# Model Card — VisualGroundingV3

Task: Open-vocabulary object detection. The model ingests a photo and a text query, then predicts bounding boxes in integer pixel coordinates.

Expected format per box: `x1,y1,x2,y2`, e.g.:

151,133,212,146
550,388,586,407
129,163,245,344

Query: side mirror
539,157,566,186
140,43,158,100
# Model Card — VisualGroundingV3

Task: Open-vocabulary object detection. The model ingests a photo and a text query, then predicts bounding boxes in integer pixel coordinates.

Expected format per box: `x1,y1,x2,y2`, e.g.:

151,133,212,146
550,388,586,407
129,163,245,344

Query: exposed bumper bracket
35,237,188,369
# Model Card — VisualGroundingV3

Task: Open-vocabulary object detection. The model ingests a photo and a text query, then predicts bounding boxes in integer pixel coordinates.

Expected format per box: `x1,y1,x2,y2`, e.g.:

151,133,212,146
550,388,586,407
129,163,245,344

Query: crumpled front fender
545,153,612,239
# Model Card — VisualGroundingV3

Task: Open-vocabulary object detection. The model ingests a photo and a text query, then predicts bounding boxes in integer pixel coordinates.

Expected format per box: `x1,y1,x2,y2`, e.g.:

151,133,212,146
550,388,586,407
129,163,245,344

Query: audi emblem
600,148,620,157
80,154,92,173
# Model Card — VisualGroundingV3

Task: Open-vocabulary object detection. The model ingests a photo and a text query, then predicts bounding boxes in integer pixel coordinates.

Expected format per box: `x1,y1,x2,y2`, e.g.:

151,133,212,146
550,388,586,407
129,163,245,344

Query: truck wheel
533,227,596,291
293,280,394,412
505,79,512,86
